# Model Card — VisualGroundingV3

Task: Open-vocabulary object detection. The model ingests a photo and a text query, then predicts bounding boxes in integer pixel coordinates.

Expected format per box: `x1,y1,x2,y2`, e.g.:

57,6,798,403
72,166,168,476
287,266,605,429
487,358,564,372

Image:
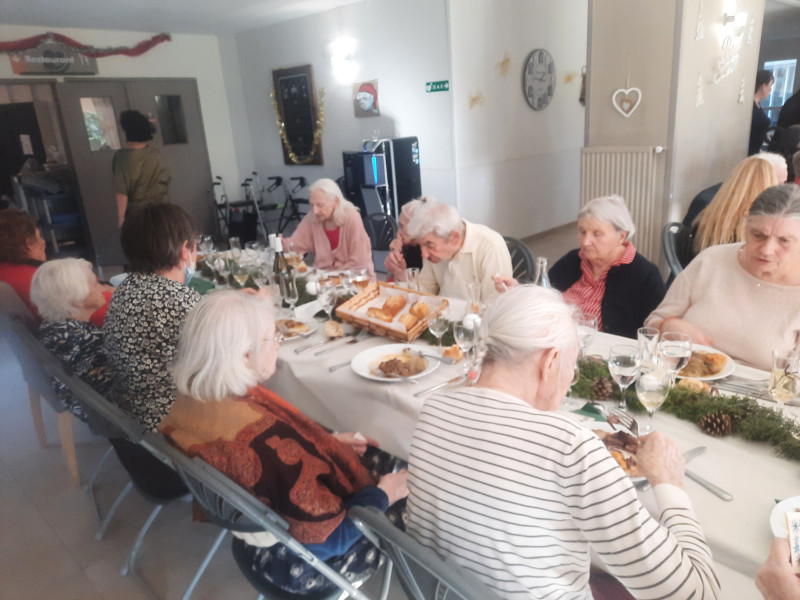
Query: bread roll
409,301,430,319
367,307,394,322
382,295,407,317
442,345,464,362
324,320,343,339
398,313,419,331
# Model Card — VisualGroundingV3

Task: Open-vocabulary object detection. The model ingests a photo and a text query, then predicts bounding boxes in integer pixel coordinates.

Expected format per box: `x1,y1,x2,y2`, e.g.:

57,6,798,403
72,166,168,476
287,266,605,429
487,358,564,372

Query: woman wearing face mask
103,203,201,431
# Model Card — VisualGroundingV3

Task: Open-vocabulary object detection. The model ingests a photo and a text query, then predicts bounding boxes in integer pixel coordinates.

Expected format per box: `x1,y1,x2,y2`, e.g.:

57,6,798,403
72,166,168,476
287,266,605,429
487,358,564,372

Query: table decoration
572,357,800,461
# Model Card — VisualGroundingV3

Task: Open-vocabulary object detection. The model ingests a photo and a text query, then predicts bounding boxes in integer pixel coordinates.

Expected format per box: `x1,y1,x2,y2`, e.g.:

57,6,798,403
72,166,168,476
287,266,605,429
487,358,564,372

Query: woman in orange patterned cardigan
159,291,407,595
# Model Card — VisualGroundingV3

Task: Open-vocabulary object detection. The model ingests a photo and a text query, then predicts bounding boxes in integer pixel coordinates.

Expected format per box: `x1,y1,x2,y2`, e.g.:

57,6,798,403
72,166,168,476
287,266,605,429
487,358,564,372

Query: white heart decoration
612,87,642,118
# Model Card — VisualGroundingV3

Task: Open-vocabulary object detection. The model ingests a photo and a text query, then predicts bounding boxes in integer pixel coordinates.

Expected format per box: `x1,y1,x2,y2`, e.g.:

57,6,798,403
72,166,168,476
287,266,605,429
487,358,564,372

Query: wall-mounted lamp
330,36,360,84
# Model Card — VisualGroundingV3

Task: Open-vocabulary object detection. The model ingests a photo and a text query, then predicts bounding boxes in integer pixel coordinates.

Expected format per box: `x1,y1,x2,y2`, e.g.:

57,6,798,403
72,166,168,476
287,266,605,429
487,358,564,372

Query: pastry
382,295,407,317
324,320,343,339
276,319,309,337
442,345,464,362
398,313,419,331
678,350,727,378
409,301,430,319
367,307,394,322
677,378,711,393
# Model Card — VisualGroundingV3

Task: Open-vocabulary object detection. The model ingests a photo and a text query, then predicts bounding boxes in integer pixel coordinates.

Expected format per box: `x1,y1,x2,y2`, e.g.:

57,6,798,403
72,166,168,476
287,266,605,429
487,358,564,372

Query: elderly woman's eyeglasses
273,332,285,345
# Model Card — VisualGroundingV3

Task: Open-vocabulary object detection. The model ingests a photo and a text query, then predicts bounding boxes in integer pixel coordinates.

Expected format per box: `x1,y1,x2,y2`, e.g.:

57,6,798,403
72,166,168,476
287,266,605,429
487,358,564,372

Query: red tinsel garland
0,32,171,58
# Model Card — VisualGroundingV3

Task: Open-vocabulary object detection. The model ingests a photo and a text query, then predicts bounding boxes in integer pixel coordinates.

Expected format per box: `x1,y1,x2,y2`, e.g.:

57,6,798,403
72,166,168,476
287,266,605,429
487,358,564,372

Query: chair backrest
661,222,695,277
349,506,503,600
365,212,398,252
95,229,126,279
0,281,37,330
503,236,535,283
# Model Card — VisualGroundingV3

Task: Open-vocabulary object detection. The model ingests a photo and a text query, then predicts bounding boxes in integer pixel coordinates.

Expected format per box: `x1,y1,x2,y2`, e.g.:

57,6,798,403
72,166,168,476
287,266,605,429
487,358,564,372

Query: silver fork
607,408,639,438
415,350,456,365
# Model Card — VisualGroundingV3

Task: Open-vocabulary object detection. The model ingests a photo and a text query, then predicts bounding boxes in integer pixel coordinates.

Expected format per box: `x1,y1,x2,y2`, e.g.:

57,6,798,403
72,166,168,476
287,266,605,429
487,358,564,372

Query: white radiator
580,146,665,262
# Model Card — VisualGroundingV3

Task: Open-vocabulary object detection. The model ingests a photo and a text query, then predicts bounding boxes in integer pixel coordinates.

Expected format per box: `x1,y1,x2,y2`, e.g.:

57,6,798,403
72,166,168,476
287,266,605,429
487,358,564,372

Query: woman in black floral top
103,204,201,431
30,258,112,420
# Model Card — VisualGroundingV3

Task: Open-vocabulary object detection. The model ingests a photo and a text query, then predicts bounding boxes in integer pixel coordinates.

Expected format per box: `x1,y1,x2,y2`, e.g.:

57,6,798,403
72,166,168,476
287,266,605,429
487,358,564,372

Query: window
763,59,797,124
79,97,121,152
155,95,188,145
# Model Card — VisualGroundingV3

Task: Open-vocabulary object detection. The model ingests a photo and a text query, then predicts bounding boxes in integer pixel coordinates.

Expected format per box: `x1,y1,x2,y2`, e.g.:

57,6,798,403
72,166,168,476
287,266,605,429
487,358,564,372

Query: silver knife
329,358,352,372
686,469,734,501
683,446,706,462
413,375,466,398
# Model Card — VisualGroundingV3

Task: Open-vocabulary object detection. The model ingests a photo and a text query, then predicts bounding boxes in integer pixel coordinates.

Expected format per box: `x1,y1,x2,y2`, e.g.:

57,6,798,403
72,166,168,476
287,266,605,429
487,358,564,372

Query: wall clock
523,49,555,110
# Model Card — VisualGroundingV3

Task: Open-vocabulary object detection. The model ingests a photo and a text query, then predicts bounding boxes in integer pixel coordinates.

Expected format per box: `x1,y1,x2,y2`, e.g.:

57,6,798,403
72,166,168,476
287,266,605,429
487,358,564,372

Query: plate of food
770,496,800,538
588,421,645,483
276,319,318,340
351,343,439,383
677,345,735,381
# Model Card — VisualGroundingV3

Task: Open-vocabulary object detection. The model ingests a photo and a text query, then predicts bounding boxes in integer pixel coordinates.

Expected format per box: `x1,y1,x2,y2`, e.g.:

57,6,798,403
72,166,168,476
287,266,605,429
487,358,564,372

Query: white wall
229,0,454,201
448,0,588,237
0,24,241,190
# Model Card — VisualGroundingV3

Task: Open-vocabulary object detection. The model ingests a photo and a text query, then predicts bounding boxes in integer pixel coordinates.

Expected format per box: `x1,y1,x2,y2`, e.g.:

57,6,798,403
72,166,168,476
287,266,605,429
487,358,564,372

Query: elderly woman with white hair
496,195,664,338
30,258,112,419
285,178,374,277
407,285,719,600
159,291,408,595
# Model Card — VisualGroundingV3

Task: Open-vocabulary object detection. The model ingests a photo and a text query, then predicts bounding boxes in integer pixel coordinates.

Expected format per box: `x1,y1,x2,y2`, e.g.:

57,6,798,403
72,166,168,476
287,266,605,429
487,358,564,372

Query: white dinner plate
276,319,318,341
351,343,439,383
585,421,646,484
677,344,736,381
770,496,800,538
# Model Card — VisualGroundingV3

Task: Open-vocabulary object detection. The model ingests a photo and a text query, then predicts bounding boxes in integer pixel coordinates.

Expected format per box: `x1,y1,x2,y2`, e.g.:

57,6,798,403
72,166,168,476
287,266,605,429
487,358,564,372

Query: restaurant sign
9,41,98,76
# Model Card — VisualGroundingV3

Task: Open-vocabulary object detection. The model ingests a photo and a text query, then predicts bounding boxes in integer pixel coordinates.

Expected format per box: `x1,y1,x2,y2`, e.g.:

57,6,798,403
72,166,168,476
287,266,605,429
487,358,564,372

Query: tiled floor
0,223,758,599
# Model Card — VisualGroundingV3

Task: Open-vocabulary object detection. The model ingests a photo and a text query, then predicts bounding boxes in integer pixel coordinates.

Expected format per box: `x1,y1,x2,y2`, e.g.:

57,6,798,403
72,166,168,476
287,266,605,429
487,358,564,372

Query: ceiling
0,0,365,35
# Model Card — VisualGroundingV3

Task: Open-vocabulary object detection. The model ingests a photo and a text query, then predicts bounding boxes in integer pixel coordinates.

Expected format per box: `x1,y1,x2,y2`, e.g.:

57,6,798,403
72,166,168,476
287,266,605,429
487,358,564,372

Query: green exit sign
426,80,450,93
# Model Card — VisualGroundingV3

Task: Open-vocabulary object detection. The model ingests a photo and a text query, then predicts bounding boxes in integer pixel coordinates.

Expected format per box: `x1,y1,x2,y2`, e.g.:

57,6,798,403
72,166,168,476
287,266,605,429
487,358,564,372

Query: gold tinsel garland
270,87,326,165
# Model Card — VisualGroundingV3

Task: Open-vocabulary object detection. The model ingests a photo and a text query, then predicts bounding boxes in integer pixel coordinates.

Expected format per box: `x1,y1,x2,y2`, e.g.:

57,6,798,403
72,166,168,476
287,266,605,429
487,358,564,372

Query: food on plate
677,378,711,393
593,429,640,477
442,345,464,362
367,307,394,322
285,254,307,272
377,350,427,378
277,319,310,337
324,320,343,339
678,350,727,378
319,274,341,286
409,301,430,319
382,295,407,317
398,313,419,331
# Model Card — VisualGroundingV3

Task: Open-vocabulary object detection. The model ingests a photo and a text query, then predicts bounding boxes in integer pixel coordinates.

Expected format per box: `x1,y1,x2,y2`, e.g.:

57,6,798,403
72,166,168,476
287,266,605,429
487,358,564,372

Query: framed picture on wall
353,80,380,117
271,64,324,166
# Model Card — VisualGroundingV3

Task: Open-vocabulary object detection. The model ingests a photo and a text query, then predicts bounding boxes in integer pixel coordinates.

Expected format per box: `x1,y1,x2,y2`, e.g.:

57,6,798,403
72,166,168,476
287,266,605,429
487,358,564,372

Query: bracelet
659,316,679,333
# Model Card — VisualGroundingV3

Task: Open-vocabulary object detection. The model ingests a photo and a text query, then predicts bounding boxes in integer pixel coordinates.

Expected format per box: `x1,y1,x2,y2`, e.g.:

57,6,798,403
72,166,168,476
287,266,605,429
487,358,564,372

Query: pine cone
591,376,615,402
698,411,732,437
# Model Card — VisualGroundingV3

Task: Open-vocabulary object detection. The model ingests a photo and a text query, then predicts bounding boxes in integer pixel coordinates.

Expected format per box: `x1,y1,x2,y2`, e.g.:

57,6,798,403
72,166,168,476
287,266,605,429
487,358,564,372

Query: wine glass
277,272,299,318
231,261,249,288
576,314,598,357
212,255,231,287
635,364,672,433
352,267,370,291
318,280,337,321
198,235,214,256
252,265,269,289
428,311,450,354
228,236,242,258
658,332,692,382
769,350,800,416
453,319,477,376
608,345,640,410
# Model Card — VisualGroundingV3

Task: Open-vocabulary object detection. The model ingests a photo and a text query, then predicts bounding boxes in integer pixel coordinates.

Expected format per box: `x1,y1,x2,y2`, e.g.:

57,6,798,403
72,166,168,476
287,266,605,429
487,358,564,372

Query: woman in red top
0,208,111,325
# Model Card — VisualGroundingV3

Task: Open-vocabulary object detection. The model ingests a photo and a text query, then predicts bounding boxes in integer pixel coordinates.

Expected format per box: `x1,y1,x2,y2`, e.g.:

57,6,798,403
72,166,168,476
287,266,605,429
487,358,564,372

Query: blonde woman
285,178,374,277
692,155,779,254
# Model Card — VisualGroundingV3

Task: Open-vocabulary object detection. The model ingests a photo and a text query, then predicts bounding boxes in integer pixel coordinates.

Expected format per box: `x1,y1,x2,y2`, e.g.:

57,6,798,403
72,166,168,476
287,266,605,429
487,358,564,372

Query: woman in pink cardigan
286,178,375,278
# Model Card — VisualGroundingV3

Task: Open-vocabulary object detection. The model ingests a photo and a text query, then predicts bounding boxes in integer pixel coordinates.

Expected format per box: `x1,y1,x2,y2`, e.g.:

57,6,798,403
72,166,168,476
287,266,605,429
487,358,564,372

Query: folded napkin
294,299,323,322
188,277,215,296
572,402,607,422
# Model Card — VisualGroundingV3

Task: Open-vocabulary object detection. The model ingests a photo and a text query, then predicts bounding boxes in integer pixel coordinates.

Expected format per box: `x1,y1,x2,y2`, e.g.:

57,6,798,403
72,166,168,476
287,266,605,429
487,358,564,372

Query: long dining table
267,304,800,587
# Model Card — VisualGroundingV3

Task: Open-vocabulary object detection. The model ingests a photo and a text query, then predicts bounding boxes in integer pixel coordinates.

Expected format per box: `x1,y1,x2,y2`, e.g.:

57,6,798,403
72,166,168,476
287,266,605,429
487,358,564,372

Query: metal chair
661,222,695,279
141,433,389,600
95,228,126,280
365,213,398,275
503,236,535,283
278,176,310,235
349,506,502,600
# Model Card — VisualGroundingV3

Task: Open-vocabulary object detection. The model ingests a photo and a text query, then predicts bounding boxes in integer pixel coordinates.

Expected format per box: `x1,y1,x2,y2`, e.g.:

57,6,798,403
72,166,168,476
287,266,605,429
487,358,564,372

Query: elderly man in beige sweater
405,199,512,305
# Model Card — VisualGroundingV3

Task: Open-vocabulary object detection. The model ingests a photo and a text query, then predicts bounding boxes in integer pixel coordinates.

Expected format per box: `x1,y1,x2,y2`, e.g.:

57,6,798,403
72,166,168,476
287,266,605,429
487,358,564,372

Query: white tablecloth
270,325,800,579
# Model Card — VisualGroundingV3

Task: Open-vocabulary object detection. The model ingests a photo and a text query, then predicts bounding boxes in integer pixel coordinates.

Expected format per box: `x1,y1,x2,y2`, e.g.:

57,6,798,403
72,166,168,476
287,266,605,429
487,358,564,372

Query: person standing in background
112,110,171,227
750,70,775,156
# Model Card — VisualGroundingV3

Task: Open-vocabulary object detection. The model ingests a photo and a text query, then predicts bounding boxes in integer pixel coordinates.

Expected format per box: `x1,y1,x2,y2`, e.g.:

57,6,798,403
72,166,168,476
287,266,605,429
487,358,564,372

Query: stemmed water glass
658,332,692,382
608,344,641,410
769,350,800,416
198,235,214,257
318,280,337,321
635,364,672,433
427,310,449,354
211,254,231,287
277,272,299,318
231,261,249,287
453,319,477,376
576,314,598,357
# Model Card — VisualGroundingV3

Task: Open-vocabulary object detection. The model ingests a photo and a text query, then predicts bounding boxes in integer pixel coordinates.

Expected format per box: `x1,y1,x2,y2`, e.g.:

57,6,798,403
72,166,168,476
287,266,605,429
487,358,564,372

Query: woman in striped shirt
406,285,719,600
